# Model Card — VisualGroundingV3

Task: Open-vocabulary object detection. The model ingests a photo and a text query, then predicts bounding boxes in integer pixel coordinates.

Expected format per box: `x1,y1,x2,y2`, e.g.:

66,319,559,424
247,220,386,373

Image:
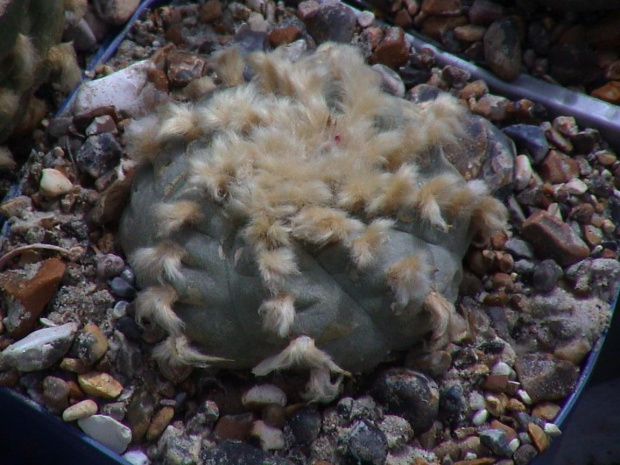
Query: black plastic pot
1,1,619,464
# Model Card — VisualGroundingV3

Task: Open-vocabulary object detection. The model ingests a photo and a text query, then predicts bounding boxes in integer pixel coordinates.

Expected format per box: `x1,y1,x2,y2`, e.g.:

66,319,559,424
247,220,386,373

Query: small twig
0,243,76,270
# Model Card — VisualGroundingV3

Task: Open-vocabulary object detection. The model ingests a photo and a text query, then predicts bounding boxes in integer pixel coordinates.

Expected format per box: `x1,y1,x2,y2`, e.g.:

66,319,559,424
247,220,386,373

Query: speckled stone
514,353,579,403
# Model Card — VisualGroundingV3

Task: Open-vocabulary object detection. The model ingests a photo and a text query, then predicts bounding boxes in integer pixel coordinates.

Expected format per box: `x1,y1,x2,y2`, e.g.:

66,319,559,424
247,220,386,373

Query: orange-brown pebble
527,422,549,453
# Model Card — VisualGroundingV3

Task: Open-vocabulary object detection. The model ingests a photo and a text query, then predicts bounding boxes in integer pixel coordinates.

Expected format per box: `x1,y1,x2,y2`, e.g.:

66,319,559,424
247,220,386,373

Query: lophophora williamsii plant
120,43,507,402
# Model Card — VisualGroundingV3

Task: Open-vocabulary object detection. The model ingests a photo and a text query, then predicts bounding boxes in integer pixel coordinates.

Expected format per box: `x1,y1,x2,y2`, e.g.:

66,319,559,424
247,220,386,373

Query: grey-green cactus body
119,43,507,400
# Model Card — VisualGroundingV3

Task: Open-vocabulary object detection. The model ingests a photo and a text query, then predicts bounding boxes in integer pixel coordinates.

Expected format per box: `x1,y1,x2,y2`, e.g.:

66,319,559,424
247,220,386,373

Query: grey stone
505,238,535,259
479,428,513,457
566,258,620,302
199,441,294,464
514,353,579,404
302,1,357,44
532,259,563,293
96,254,126,279
288,406,322,446
1,323,78,372
377,415,414,450
502,124,549,164
76,133,121,179
483,19,522,81
372,368,439,433
347,419,388,465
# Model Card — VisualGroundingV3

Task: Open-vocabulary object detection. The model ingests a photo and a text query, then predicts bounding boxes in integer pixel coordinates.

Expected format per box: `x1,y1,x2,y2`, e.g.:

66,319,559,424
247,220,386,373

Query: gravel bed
0,1,619,465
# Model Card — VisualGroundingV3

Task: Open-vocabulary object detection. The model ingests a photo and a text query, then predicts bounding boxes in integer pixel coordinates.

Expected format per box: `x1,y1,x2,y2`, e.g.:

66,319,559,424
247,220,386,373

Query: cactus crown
121,43,507,401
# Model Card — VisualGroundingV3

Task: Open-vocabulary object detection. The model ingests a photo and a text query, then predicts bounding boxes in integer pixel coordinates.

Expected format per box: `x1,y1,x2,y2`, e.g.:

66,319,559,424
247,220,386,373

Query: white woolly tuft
124,114,162,163
349,218,395,268
157,103,202,142
258,295,296,337
256,247,300,289
470,196,509,246
211,46,245,87
129,242,186,284
413,175,461,231
243,215,291,250
301,368,344,403
386,255,432,310
291,207,365,246
252,335,351,377
134,285,184,335
13,34,37,91
422,290,455,344
153,335,232,368
154,200,203,238
366,165,418,216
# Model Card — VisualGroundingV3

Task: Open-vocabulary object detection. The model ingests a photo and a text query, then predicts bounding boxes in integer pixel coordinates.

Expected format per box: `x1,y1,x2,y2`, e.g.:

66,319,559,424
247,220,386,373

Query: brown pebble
483,374,509,392
78,372,123,399
521,210,590,266
454,24,486,42
0,258,66,338
421,15,468,41
262,404,287,429
146,406,175,441
62,399,98,422
61,357,91,374
539,150,580,184
591,81,620,104
0,370,20,387
583,224,603,246
527,422,549,453
200,0,222,23
394,9,413,28
453,459,495,465
490,419,517,442
371,27,410,69
459,79,488,100
214,413,255,441
506,398,526,412
532,401,561,421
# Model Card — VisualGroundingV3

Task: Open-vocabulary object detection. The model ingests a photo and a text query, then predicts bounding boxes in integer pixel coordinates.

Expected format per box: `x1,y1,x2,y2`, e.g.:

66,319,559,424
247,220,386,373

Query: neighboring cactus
119,44,507,401
0,0,82,143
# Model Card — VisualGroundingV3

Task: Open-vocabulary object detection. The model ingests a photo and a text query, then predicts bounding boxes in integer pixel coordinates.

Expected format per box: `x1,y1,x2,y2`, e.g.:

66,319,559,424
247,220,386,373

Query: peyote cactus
0,0,82,143
119,43,507,402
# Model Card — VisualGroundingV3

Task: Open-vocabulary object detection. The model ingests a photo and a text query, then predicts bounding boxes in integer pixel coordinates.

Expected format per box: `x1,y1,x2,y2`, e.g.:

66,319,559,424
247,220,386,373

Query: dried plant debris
120,43,507,402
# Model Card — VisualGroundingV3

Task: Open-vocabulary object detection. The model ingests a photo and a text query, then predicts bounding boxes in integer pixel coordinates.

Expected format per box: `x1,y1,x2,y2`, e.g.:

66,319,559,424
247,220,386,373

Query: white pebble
519,432,532,444
514,154,532,191
78,415,132,454
509,438,520,452
517,389,532,405
491,361,512,376
469,391,486,410
123,449,150,465
250,420,286,451
544,422,562,437
565,178,588,195
463,452,477,460
242,384,287,409
357,11,375,27
39,168,73,197
472,408,489,426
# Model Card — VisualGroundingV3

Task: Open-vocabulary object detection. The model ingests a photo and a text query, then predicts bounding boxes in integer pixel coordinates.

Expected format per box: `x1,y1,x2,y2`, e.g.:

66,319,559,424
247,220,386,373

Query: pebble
469,0,504,26
261,403,286,429
166,50,207,88
483,19,521,81
241,384,287,409
591,81,620,104
565,178,588,195
566,257,620,301
527,422,549,453
78,414,132,454
126,390,156,442
532,259,563,293
163,434,202,465
96,253,126,279
539,150,580,184
86,115,118,136
513,154,532,191
514,354,579,403
347,419,388,465
372,27,410,69
201,441,293,464
74,60,163,118
63,399,99,422
101,402,127,422
109,276,137,299
250,420,286,451
75,323,109,364
372,368,440,433
122,450,150,465
288,406,322,445
472,408,488,426
482,374,509,392
470,94,508,121
0,323,78,372
146,406,175,441
39,169,73,197
514,443,538,465
78,371,123,399
116,315,143,341
377,415,414,450
267,19,303,46
521,210,590,266
543,422,562,437
76,133,122,179
302,0,357,44
214,413,255,441
406,350,452,378
1,258,67,338
502,124,549,164
42,376,71,412
504,238,534,259
479,429,513,457
357,10,375,28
